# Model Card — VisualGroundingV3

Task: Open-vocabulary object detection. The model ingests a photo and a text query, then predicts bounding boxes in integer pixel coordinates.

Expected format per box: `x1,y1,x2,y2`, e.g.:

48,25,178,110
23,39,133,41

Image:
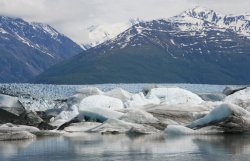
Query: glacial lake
1,133,250,161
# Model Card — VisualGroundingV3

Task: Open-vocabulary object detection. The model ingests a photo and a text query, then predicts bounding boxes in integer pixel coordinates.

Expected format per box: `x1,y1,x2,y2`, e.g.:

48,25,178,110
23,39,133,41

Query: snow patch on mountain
82,18,143,49
31,22,60,40
181,7,250,38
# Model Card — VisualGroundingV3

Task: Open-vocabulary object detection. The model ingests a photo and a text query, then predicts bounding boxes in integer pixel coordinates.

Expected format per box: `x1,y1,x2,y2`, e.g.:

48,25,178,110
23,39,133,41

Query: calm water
0,133,250,161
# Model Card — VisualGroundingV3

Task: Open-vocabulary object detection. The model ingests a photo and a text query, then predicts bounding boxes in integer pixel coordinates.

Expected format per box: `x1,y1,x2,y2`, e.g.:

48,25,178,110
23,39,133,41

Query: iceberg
78,107,123,122
0,94,25,116
187,103,250,132
144,101,220,125
79,95,124,110
165,125,223,135
64,122,102,132
124,92,160,108
67,87,103,107
51,105,79,127
223,86,247,96
147,87,204,105
104,88,133,102
224,87,250,110
0,123,40,133
120,109,159,124
89,119,159,134
0,131,35,141
198,93,225,101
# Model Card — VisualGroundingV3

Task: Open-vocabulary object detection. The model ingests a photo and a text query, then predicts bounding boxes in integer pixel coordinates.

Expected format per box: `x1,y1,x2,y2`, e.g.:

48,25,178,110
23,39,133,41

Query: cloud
0,0,249,43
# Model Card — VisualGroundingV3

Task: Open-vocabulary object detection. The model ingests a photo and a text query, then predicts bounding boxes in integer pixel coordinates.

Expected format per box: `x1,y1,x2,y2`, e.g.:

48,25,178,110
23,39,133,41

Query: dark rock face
0,108,27,125
36,111,54,123
0,93,55,130
0,16,83,83
0,109,55,130
20,111,55,130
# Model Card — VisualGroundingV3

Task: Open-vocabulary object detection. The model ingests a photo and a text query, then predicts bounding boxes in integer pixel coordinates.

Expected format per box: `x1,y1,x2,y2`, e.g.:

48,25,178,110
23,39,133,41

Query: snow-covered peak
88,6,250,57
31,22,60,38
186,6,216,15
170,7,250,39
82,18,143,49
242,13,250,20
0,15,82,59
181,6,223,23
129,18,143,25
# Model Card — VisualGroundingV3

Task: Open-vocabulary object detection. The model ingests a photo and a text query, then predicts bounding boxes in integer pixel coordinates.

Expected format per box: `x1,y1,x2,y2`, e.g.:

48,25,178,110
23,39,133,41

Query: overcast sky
0,0,249,44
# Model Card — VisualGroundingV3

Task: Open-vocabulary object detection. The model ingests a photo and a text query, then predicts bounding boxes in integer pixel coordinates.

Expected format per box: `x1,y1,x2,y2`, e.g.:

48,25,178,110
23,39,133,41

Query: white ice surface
125,92,160,108
0,94,25,115
78,107,124,122
147,87,204,105
104,88,133,102
224,87,250,110
120,109,159,124
188,103,250,129
79,95,124,110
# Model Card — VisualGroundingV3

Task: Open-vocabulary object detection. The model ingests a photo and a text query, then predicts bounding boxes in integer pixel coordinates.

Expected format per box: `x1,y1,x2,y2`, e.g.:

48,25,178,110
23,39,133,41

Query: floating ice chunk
64,122,102,132
89,119,159,134
125,92,160,108
55,105,79,120
120,109,159,124
165,125,197,135
78,107,123,122
67,87,103,106
142,84,160,95
51,105,79,127
165,125,222,135
224,87,250,109
145,101,221,125
198,93,225,101
104,88,133,102
147,87,204,105
76,87,103,95
79,95,124,110
32,130,63,137
0,94,25,116
0,123,40,133
223,86,246,96
188,105,232,129
187,103,250,132
0,131,35,141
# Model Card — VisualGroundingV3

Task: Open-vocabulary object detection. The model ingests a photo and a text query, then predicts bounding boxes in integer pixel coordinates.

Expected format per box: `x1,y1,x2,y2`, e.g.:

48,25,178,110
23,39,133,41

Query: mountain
182,7,250,38
35,7,250,85
0,16,83,82
81,18,143,49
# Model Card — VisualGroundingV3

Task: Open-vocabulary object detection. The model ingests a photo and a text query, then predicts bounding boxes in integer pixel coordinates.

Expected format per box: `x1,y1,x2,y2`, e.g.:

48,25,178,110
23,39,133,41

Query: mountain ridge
0,15,83,82
34,7,250,84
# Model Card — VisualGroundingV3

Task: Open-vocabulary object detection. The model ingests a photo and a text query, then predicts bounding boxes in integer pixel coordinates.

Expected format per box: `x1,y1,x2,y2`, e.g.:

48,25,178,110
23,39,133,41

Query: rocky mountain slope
35,7,250,84
0,16,83,82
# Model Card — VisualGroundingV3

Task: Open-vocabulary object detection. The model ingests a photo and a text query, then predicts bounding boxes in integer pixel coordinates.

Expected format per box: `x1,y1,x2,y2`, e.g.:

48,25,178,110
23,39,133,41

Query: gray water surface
0,133,250,161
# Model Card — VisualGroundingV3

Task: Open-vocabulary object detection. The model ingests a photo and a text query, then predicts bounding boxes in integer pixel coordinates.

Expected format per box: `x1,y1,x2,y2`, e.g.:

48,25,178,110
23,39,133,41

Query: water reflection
1,133,250,161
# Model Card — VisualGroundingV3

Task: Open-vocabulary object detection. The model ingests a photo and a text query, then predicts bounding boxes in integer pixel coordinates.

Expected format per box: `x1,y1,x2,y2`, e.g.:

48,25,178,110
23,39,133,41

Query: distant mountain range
81,18,143,49
0,16,83,82
35,7,250,85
